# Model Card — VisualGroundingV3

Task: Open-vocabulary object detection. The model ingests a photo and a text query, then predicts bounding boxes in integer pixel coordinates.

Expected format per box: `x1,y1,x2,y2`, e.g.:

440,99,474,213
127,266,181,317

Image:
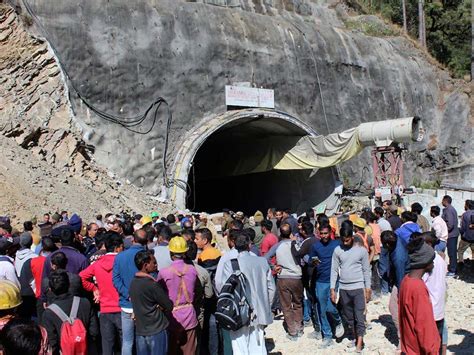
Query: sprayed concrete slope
8,0,473,198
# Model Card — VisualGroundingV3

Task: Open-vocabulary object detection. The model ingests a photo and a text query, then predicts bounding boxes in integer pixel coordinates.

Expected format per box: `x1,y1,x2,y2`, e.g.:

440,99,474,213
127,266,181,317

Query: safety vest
356,232,369,252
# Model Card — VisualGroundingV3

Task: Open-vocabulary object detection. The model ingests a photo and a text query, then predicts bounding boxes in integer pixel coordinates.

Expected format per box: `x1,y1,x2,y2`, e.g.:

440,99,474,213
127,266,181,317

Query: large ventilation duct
206,116,424,177
358,116,424,147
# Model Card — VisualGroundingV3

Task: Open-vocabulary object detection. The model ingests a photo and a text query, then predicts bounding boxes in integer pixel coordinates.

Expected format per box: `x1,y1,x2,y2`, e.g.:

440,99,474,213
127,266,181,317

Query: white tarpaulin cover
273,127,363,170
203,127,363,178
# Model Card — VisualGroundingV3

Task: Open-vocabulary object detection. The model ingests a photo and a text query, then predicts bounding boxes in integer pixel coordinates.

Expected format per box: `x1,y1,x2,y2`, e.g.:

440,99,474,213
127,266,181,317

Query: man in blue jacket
309,222,344,348
392,212,421,288
113,228,147,355
441,195,459,276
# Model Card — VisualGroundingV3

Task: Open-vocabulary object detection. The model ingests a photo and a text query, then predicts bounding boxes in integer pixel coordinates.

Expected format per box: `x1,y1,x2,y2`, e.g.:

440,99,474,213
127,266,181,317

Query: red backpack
48,296,87,355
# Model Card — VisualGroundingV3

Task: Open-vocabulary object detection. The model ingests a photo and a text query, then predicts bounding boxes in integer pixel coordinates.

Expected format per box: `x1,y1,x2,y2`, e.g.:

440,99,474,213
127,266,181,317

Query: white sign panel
225,85,274,109
375,186,392,201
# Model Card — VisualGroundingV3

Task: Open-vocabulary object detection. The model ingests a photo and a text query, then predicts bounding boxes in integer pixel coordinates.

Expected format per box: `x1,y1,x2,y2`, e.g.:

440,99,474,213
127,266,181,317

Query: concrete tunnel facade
19,0,471,214
169,109,337,214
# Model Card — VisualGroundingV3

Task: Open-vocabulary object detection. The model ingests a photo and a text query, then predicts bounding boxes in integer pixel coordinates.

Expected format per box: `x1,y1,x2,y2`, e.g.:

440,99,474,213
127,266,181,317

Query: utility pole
402,0,408,34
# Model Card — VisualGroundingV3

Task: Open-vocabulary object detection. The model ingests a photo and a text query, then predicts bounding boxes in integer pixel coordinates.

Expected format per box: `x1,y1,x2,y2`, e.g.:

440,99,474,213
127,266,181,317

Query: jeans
447,237,458,273
201,302,219,355
378,246,390,294
100,312,122,355
303,297,312,323
435,240,447,253
315,282,341,339
136,330,168,355
121,311,135,355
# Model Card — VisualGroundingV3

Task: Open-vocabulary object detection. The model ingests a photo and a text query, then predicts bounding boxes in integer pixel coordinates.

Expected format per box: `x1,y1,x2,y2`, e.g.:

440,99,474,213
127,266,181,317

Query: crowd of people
0,194,472,354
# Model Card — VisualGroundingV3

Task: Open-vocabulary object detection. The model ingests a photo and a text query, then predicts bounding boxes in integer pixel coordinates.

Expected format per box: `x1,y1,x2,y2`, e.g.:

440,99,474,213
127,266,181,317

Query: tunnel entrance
184,114,336,215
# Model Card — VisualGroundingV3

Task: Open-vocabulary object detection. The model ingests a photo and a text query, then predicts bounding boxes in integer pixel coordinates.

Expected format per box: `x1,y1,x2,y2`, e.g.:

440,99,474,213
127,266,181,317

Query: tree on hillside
418,0,426,47
350,0,471,77
402,0,408,33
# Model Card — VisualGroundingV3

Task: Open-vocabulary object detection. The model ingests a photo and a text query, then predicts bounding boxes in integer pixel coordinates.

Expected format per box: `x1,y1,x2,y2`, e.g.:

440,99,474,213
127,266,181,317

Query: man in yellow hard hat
140,215,153,227
158,237,198,355
0,280,22,330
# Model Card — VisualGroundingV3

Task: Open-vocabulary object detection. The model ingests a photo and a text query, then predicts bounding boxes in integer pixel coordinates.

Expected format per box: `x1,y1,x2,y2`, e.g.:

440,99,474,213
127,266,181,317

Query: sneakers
319,338,334,349
335,322,345,338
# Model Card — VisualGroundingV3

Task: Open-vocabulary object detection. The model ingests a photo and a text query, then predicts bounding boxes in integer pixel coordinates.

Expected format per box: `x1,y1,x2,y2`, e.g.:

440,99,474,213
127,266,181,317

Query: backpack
215,258,254,331
48,296,87,355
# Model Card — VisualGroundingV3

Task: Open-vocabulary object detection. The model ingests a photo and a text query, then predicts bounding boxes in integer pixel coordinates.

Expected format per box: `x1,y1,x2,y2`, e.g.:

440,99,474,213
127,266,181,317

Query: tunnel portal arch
168,109,337,214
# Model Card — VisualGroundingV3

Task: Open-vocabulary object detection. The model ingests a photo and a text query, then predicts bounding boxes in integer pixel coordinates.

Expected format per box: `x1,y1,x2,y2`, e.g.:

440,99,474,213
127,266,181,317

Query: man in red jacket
80,232,124,355
399,237,440,355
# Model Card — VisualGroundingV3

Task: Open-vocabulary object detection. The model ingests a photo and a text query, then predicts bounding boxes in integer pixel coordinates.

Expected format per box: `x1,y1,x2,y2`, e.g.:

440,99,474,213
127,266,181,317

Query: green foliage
348,0,472,78
425,0,472,77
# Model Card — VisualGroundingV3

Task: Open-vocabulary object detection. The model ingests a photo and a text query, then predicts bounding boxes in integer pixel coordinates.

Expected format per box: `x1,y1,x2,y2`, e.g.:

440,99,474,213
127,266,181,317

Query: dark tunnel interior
186,117,336,215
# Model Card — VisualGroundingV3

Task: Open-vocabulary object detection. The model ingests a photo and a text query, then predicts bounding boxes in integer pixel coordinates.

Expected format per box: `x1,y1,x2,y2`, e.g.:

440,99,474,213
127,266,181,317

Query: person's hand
330,289,337,304
93,289,100,303
274,265,282,274
365,288,372,302
290,234,297,241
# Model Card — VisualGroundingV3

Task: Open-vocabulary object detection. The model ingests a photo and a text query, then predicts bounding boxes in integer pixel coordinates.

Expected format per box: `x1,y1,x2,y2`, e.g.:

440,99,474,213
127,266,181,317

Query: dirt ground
264,259,474,354
0,134,171,225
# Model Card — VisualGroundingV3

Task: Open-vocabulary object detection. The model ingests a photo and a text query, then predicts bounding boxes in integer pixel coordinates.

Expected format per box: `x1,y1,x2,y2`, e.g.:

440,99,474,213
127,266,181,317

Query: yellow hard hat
140,215,153,226
0,281,22,310
168,236,188,253
353,217,367,229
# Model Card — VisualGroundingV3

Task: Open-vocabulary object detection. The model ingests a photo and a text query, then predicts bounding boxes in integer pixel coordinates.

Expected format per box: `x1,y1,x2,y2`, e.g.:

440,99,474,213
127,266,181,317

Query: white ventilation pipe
358,116,424,147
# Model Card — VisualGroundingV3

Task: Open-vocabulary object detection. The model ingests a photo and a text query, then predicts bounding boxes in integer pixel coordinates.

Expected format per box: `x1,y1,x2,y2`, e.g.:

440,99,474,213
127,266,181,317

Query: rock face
6,0,473,200
0,4,171,221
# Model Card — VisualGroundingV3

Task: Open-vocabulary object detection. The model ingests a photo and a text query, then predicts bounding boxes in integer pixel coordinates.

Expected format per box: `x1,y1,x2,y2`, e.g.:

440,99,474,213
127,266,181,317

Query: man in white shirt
421,232,447,353
430,206,448,255
374,207,392,232
0,239,20,287
221,232,275,354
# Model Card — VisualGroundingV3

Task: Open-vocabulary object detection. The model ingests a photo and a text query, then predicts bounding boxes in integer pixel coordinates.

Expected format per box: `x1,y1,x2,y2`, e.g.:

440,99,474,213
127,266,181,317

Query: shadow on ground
371,314,399,347
447,329,474,354
457,259,474,283
266,337,281,354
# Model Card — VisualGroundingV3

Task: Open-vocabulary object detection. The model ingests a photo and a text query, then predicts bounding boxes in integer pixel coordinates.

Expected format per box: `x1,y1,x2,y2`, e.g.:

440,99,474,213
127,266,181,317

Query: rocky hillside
0,4,171,223
1,0,472,214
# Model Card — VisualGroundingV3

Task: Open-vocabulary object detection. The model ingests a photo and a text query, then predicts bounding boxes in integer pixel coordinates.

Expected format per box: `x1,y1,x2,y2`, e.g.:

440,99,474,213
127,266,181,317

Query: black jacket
41,294,99,355
129,275,173,336
41,271,83,304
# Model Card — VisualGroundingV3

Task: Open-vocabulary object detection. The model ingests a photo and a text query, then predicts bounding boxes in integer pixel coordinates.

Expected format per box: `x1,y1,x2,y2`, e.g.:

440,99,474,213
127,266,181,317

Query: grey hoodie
276,239,302,279
15,248,36,277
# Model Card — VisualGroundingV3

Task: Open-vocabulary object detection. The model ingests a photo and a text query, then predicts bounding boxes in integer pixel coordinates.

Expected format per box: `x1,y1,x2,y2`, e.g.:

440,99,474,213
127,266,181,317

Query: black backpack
215,258,254,331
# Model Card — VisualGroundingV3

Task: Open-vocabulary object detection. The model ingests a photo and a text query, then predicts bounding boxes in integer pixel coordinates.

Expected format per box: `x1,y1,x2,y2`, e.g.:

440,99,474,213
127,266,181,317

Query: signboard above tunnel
225,85,275,109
